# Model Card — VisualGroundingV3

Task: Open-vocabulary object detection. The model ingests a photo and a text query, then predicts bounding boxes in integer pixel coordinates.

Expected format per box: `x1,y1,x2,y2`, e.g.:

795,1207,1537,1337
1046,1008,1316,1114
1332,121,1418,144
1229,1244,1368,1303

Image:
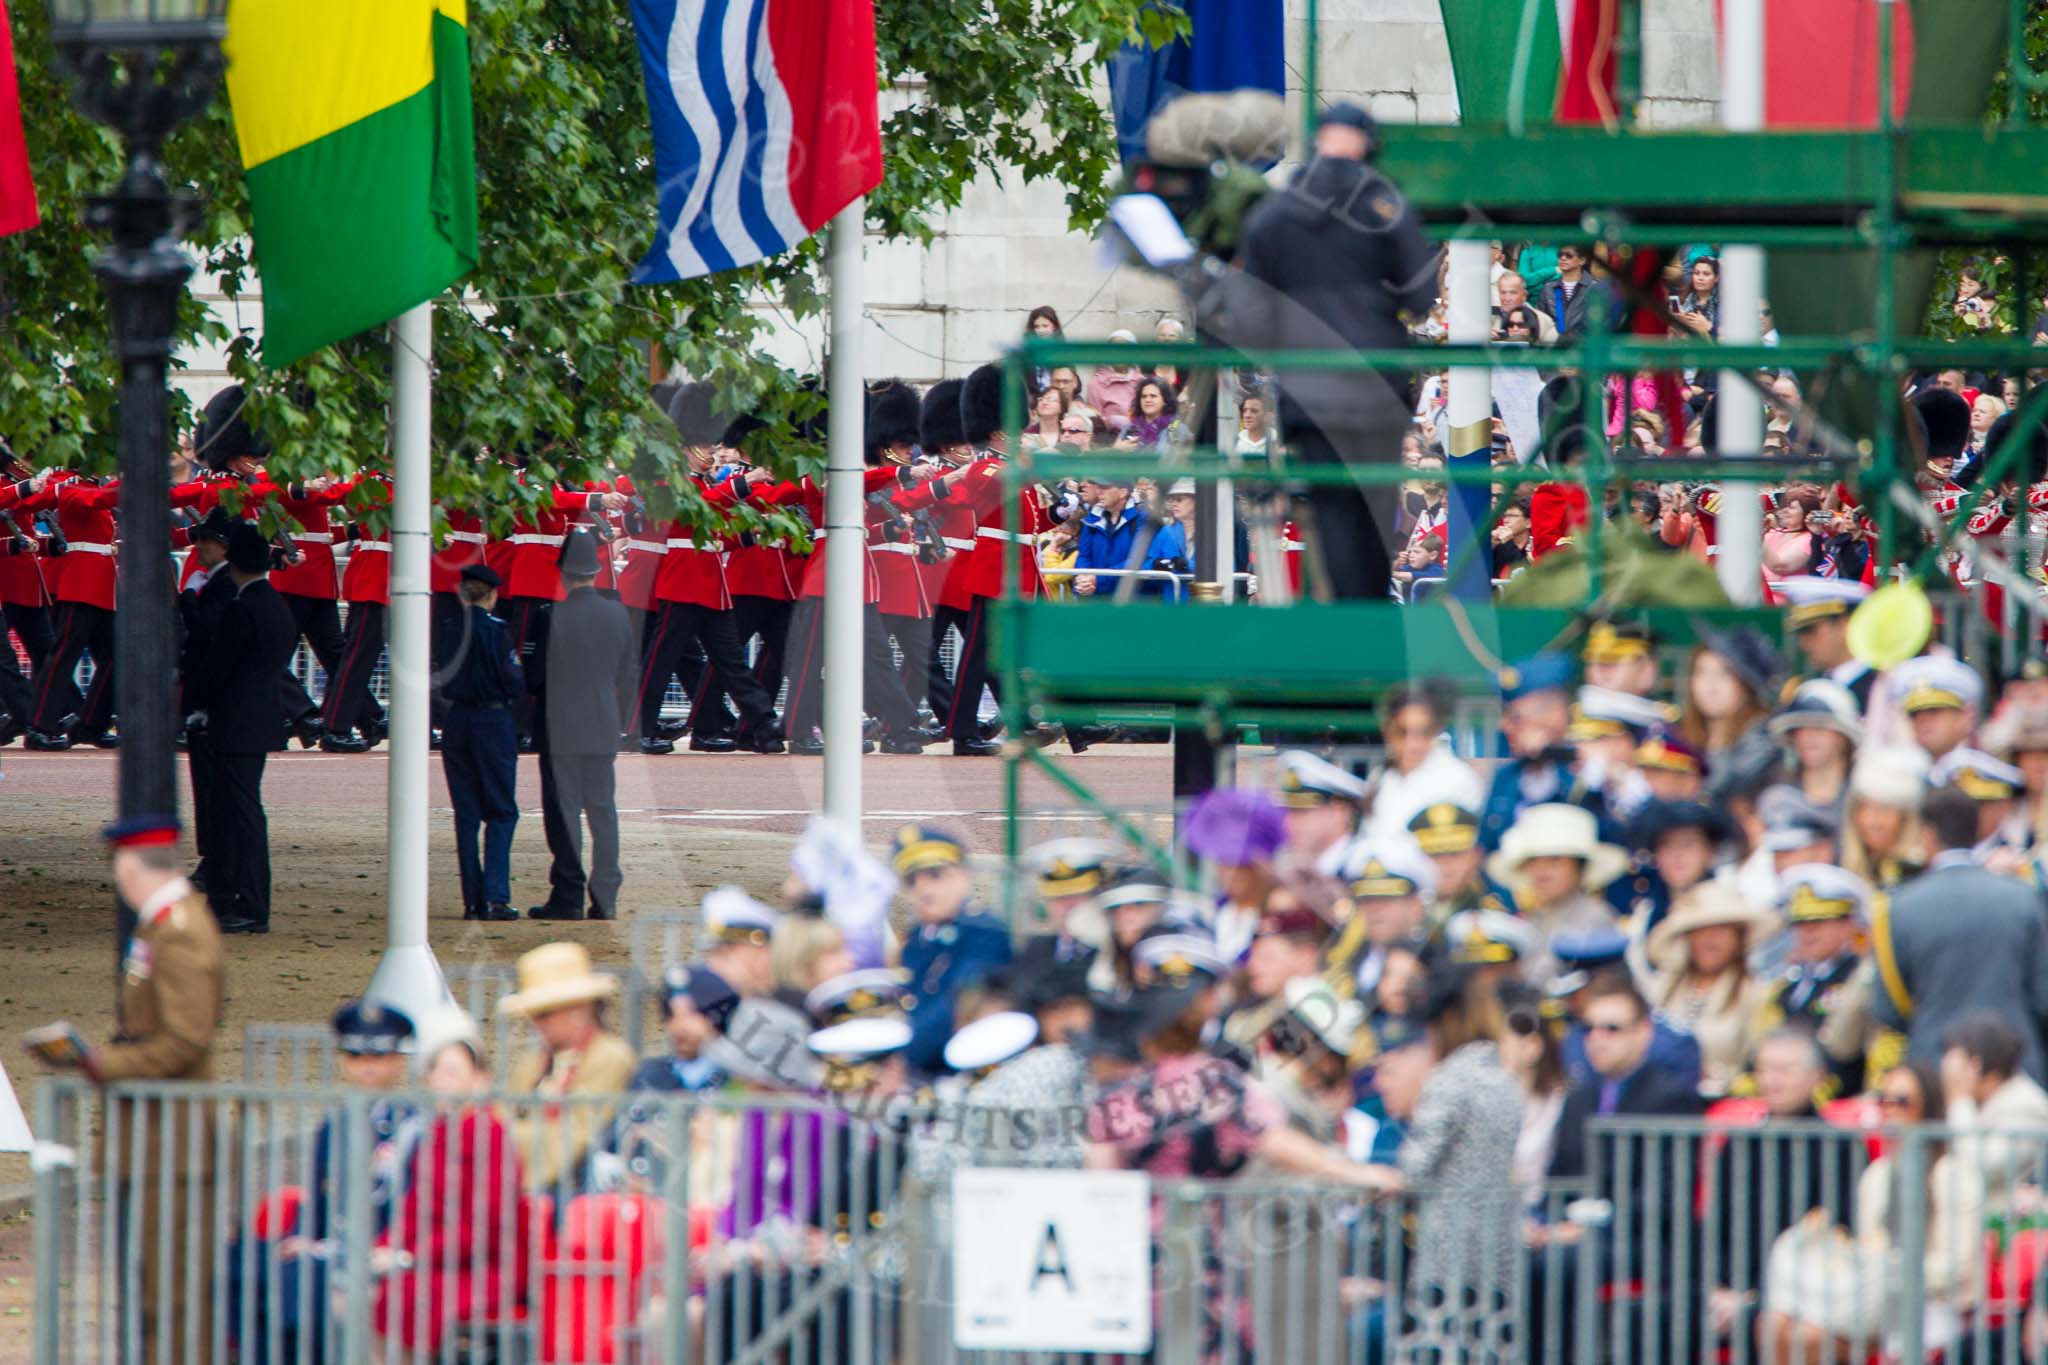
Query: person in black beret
183,521,298,933
435,562,525,921
525,529,640,922
629,965,740,1093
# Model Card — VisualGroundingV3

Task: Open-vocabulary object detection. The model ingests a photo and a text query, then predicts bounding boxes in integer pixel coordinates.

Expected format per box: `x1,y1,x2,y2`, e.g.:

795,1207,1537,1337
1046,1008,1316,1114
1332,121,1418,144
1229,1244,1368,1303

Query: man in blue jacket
1072,479,1152,597
894,824,1011,1076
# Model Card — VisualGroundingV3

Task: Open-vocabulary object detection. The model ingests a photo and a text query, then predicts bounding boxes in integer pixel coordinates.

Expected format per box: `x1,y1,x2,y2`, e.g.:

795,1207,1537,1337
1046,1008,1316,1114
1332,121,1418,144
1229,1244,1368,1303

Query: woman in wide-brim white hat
1766,679,1862,813
1840,745,1928,891
1644,882,1777,1097
498,942,636,1193
1484,804,1630,983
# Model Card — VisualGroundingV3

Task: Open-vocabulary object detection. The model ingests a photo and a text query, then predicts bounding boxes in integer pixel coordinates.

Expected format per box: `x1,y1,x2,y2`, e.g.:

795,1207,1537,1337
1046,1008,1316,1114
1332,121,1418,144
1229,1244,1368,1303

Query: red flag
1555,0,1621,127
0,0,37,237
1715,0,1914,128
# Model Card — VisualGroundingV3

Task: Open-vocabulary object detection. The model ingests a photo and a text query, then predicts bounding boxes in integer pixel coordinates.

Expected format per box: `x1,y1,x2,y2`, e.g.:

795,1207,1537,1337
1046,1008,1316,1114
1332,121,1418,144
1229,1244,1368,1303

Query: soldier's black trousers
321,600,386,738
278,592,344,730
30,599,113,736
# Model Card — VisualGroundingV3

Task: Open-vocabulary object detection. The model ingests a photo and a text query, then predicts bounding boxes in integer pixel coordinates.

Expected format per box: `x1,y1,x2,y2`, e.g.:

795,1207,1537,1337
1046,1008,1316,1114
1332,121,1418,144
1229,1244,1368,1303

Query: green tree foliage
1,0,1178,532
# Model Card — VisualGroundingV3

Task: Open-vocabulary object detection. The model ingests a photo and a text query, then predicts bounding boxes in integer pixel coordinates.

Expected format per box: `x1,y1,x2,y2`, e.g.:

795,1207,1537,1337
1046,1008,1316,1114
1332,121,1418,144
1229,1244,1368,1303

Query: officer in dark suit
892,825,1012,1076
184,522,298,933
1010,838,1118,983
1608,799,1736,941
1479,652,1579,852
528,530,640,921
1227,100,1438,599
177,509,238,891
436,563,524,922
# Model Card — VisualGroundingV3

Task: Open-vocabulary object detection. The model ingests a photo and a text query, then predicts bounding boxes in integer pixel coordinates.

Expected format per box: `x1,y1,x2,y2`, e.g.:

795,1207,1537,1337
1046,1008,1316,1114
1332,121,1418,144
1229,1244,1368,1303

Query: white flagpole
823,202,866,824
1715,0,1766,605
368,301,449,1012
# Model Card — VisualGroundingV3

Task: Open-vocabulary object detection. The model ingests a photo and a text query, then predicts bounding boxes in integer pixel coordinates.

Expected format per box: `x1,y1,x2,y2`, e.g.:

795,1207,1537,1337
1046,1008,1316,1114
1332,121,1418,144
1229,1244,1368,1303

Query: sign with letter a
951,1169,1151,1352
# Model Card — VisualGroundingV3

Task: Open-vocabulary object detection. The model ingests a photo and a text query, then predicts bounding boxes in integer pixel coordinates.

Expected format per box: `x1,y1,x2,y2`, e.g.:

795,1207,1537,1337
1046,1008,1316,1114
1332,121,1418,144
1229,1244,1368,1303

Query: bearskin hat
195,383,271,473
865,380,922,463
960,364,1010,447
920,379,966,453
721,412,766,453
1914,386,1973,463
667,381,728,448
1976,410,2048,487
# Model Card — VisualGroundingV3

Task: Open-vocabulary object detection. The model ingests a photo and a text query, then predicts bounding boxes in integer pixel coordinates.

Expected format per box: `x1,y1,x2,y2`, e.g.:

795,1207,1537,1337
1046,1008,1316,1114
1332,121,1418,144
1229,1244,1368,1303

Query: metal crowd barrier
34,1079,914,1365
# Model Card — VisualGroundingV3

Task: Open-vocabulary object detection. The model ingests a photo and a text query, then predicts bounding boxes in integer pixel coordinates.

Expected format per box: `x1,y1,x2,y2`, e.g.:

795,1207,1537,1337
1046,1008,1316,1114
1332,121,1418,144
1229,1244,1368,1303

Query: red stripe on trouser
322,614,371,729
944,605,982,733
784,606,823,731
30,606,83,726
634,609,673,723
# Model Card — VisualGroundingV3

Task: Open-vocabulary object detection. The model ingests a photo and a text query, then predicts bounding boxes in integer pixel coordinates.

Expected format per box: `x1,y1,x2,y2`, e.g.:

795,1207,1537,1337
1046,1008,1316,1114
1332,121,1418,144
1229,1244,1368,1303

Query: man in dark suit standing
177,510,238,892
185,522,298,933
1873,783,2048,1082
527,530,639,921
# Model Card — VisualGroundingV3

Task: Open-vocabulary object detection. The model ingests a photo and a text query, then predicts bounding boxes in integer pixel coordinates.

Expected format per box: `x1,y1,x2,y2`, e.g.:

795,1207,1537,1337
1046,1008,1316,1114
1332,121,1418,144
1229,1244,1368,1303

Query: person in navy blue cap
1608,799,1736,943
1480,652,1580,851
435,562,524,921
629,965,739,1094
892,824,1011,1076
1547,940,1703,1092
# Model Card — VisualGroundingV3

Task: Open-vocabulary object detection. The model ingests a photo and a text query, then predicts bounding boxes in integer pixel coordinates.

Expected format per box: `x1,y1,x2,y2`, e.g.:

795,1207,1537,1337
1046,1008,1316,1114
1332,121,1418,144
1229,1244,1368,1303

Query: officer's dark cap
1320,101,1377,134
461,563,503,590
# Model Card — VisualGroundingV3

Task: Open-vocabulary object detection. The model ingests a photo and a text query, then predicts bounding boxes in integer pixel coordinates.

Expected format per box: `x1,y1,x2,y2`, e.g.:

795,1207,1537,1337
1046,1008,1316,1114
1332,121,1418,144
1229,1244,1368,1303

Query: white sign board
952,1169,1152,1353
0,1059,32,1152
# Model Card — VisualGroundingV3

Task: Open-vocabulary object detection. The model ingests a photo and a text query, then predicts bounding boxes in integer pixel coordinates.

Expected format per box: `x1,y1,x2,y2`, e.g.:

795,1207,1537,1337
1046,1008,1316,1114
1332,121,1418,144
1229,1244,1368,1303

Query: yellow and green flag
224,0,478,368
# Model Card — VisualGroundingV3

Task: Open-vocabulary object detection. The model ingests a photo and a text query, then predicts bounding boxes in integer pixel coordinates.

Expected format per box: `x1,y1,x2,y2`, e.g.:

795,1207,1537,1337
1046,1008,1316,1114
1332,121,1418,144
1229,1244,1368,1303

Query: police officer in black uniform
435,563,524,921
1227,101,1439,599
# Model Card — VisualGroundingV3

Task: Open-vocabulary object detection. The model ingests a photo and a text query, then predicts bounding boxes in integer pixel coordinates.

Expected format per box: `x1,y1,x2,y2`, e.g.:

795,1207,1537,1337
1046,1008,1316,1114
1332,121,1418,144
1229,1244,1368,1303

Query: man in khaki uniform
75,815,224,1363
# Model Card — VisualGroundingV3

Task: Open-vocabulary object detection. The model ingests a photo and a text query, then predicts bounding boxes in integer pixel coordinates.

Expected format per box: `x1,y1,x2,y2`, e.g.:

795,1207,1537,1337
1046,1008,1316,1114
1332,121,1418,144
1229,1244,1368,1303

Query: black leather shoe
320,734,371,754
25,728,70,751
788,736,824,756
881,733,925,755
638,737,676,755
1067,724,1120,754
527,903,585,921
952,738,1001,757
689,735,739,753
218,917,269,935
463,903,518,922
862,716,883,742
293,721,326,750
588,903,616,922
0,712,18,747
655,717,688,738
79,730,119,749
748,732,787,755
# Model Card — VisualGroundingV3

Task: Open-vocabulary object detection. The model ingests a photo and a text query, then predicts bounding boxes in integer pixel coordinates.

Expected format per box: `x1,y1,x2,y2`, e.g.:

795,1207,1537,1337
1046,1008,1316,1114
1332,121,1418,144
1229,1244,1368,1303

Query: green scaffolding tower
989,0,2048,893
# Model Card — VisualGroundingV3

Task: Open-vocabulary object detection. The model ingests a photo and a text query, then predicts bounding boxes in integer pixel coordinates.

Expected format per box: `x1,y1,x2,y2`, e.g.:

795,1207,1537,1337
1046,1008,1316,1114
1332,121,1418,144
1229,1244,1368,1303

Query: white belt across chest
870,542,919,555
292,531,335,544
665,537,725,553
67,542,115,556
445,530,487,546
976,526,1033,545
352,542,390,552
624,538,668,554
941,536,976,552
508,533,561,546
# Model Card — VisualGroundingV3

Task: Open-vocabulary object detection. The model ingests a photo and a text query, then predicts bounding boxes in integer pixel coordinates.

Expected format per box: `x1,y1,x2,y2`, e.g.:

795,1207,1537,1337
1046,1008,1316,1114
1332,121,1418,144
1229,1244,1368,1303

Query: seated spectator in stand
631,964,741,1094
1072,477,1152,598
1038,517,1081,601
1485,803,1627,986
1275,750,1367,880
1367,680,1484,845
1872,786,2048,1084
1334,837,1442,1011
1939,1010,2048,1204
1766,679,1861,817
1642,882,1776,1098
1140,478,1196,602
1535,243,1606,340
1492,498,1534,578
1761,494,1823,585
1493,271,1555,344
1893,655,1984,764
500,942,636,1194
1705,1030,1860,1340
1086,332,1144,432
1394,534,1446,596
1236,390,1276,458
768,914,856,1015
1024,304,1063,389
1048,366,1098,427
1149,316,1187,393
1839,744,1928,890
1117,377,1178,451
1020,384,1070,454
892,824,1012,1076
1761,1061,1984,1365
1679,630,1779,764
1672,255,1720,338
1547,976,1704,1229
1499,985,1573,1191
1634,732,1708,804
374,1007,528,1358
1552,938,1705,1091
1954,262,1997,332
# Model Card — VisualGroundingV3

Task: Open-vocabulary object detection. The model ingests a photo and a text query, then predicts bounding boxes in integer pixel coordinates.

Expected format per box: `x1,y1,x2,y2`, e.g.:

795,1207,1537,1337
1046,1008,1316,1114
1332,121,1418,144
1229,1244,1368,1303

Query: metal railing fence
42,1080,2048,1365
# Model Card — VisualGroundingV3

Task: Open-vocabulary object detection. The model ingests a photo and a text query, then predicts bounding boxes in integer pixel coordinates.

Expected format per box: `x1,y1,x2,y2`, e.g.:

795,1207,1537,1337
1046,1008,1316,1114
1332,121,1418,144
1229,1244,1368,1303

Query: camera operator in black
1227,102,1438,599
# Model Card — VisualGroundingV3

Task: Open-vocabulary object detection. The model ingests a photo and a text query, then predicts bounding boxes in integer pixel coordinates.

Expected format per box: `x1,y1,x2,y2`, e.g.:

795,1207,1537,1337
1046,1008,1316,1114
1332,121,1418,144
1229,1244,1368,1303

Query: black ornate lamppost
48,0,227,958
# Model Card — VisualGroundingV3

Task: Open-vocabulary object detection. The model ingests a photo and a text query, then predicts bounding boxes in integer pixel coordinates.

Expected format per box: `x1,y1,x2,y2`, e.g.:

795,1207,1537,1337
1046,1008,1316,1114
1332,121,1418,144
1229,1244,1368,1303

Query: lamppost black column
94,154,191,955
49,22,226,970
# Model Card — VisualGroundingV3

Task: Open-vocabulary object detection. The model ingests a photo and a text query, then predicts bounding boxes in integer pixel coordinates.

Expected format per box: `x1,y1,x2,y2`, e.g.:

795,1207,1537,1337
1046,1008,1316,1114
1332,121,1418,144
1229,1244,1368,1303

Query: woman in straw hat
1485,803,1628,987
1643,882,1778,1098
1766,678,1863,817
1983,702,2048,854
1839,745,1929,892
499,942,635,1195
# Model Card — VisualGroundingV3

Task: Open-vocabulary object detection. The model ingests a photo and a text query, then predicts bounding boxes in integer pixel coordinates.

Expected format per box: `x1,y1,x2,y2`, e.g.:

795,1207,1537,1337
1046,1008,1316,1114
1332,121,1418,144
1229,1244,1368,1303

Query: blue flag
1108,0,1286,165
